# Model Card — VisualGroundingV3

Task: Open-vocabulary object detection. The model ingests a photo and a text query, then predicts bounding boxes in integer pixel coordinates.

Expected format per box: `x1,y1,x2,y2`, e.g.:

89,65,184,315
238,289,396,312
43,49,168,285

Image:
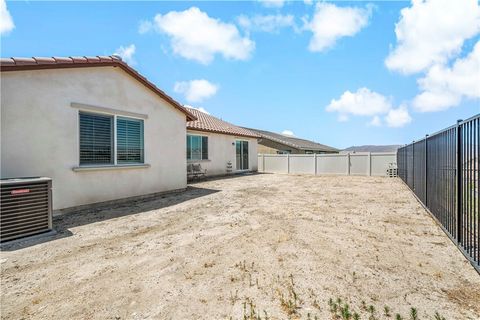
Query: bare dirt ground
1,174,479,320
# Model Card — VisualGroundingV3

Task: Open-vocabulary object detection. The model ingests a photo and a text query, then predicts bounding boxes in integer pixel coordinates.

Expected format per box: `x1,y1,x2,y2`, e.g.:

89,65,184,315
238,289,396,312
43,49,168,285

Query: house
186,108,259,177
0,56,196,211
243,128,338,154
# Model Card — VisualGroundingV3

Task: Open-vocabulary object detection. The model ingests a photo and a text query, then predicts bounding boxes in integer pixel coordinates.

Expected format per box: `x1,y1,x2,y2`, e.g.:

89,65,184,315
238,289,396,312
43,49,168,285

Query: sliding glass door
236,140,249,170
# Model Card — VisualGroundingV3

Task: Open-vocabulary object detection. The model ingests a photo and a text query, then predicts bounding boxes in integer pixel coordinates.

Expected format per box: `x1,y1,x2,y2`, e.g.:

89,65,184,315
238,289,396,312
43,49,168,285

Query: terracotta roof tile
85,56,101,63
98,56,114,62
186,107,259,138
0,55,196,121
12,57,37,65
33,57,56,64
52,57,74,63
70,56,88,63
0,58,15,66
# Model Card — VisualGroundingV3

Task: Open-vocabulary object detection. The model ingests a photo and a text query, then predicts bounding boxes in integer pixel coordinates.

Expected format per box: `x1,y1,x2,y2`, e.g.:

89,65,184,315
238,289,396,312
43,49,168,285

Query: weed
384,306,391,317
395,314,403,320
434,312,446,320
410,307,418,320
229,290,239,306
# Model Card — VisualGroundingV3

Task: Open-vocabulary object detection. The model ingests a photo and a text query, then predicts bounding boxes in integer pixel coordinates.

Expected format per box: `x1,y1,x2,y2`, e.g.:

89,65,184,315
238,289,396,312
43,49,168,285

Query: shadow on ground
1,186,219,251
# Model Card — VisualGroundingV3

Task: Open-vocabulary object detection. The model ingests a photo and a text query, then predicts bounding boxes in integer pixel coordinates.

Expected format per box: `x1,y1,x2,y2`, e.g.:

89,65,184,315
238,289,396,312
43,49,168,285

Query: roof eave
187,127,260,139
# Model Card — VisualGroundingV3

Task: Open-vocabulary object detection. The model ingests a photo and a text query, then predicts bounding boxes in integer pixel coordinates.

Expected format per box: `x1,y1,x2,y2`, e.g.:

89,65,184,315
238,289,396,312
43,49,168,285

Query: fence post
425,135,428,206
346,153,350,175
456,119,463,243
287,154,290,174
368,152,372,176
412,141,415,191
314,153,317,175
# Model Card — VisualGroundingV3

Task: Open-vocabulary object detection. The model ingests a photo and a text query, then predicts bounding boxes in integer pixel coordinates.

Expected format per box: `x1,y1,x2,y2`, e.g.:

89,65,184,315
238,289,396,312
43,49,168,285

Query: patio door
236,140,249,170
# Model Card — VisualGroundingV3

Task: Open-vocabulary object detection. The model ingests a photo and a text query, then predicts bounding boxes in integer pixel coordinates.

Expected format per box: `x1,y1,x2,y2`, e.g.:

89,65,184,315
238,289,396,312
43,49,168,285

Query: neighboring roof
186,108,260,138
244,127,339,152
0,56,196,121
342,145,402,153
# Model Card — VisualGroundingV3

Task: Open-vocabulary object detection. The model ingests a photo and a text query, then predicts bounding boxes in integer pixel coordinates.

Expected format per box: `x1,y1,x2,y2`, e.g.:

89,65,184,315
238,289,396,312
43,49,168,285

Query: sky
1,0,479,149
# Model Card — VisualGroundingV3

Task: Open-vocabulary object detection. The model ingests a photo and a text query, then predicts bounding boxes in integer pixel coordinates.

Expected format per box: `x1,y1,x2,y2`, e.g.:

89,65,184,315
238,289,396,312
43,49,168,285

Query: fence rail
258,152,396,177
397,114,479,272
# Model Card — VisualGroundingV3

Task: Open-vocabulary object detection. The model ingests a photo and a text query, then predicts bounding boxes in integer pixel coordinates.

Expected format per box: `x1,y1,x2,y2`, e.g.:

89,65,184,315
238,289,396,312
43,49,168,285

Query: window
187,135,208,160
79,113,113,165
117,117,144,163
79,112,144,166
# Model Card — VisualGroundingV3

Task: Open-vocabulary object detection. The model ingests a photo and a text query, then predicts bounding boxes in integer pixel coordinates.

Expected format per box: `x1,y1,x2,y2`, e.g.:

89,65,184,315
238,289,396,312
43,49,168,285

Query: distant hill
342,145,402,153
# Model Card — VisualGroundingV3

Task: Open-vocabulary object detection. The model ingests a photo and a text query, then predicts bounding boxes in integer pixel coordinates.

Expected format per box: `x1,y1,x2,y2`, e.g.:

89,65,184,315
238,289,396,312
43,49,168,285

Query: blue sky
1,0,479,149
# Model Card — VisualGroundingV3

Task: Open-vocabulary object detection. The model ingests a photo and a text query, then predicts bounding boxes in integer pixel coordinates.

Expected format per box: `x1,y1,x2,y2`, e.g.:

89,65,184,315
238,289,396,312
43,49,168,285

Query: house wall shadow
1,186,219,251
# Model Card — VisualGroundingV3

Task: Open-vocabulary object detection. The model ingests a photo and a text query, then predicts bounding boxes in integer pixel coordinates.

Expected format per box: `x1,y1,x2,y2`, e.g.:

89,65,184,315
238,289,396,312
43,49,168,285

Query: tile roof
243,127,339,152
0,55,196,121
186,108,260,138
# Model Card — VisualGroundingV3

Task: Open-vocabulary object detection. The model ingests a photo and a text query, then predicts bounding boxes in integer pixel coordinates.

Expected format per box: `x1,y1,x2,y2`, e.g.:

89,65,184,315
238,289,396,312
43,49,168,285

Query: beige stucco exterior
1,66,188,210
187,130,258,176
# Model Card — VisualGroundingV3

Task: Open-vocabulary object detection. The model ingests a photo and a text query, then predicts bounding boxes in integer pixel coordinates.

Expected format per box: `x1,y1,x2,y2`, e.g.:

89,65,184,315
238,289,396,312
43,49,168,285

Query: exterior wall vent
0,177,53,242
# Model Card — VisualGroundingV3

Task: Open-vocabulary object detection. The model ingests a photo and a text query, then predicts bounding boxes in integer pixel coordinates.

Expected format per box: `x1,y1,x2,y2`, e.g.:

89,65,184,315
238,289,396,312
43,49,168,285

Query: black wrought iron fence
397,114,479,272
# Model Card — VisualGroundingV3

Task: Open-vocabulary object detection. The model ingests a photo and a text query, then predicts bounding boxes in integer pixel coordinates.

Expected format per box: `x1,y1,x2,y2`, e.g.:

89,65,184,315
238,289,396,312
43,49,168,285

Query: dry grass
1,173,479,319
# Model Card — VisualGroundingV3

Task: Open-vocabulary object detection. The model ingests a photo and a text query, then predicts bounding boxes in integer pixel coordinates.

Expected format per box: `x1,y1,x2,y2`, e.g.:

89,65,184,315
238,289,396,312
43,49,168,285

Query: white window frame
187,134,209,161
73,103,148,170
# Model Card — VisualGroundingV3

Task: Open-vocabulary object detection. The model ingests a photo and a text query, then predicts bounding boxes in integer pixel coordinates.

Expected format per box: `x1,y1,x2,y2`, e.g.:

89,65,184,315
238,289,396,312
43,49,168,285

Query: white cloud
305,3,372,52
150,7,254,64
327,87,411,128
259,0,285,8
368,116,381,127
385,0,480,74
385,105,412,127
412,41,480,112
113,44,136,65
138,20,153,34
174,79,219,103
326,87,392,120
304,0,313,5
237,14,295,33
185,105,210,115
281,130,295,136
0,0,15,35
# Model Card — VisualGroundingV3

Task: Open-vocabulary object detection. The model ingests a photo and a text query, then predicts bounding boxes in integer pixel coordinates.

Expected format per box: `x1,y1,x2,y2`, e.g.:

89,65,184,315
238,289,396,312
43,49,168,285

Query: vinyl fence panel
316,154,348,175
289,155,316,175
371,153,397,176
349,154,369,176
258,152,396,177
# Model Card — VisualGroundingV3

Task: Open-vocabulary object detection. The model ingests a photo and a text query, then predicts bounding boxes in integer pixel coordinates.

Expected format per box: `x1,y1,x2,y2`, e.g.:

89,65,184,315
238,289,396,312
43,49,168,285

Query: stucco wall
187,130,258,176
1,66,188,210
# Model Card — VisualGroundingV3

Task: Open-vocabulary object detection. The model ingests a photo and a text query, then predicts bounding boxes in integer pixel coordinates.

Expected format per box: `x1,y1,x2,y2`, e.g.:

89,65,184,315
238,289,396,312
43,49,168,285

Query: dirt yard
1,174,479,320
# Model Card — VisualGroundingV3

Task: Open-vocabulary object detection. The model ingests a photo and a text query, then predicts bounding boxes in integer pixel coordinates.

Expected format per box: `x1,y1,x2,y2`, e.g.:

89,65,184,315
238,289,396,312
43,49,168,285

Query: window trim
187,134,209,161
75,108,147,170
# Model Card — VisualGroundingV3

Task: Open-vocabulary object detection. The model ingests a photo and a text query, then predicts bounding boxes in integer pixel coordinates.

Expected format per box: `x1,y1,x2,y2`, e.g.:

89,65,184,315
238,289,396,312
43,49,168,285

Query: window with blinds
79,112,144,166
79,112,113,165
117,117,144,164
187,135,208,160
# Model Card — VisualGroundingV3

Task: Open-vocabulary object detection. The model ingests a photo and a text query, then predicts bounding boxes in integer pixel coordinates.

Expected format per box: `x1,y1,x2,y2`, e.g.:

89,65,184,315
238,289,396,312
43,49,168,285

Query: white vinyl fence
258,152,396,177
